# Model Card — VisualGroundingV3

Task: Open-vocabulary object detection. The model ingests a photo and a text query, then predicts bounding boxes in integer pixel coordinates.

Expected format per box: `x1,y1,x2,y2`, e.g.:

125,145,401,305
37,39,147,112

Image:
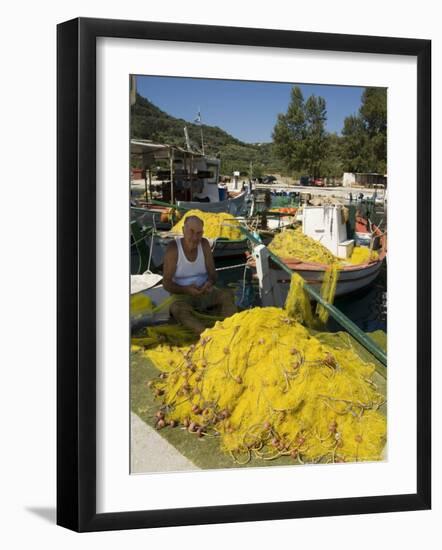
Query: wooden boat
131,204,175,231
176,190,246,216
252,205,387,305
272,227,386,302
149,232,249,268
131,188,247,234
277,251,385,296
131,140,248,224
252,241,385,310
353,213,386,249
265,207,298,230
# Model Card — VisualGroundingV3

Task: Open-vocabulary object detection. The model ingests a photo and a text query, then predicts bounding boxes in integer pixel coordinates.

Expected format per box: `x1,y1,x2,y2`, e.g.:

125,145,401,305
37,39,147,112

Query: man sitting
162,215,237,335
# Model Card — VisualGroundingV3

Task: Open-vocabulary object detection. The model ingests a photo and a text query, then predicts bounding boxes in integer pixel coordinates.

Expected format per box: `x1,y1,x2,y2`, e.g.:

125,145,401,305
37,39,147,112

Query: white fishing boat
131,140,246,220
253,205,386,306
148,232,249,269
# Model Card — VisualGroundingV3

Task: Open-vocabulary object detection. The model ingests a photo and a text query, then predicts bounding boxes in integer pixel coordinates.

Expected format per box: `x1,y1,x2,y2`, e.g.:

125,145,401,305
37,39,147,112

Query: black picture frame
57,17,431,532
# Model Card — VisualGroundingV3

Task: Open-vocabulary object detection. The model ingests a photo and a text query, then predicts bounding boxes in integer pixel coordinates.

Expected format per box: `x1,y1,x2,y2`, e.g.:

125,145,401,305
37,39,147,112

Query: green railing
148,199,187,211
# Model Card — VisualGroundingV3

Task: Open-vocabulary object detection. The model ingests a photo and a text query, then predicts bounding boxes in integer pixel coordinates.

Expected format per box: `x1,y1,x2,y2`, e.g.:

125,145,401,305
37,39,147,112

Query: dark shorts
171,287,231,312
169,287,237,334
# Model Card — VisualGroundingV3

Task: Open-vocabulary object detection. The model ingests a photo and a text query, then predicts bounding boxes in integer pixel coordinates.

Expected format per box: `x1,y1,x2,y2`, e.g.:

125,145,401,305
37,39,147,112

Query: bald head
182,215,204,250
184,215,204,229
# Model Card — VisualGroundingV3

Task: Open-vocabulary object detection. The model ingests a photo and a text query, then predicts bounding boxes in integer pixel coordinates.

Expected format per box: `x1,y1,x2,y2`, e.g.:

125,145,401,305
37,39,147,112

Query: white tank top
172,237,209,287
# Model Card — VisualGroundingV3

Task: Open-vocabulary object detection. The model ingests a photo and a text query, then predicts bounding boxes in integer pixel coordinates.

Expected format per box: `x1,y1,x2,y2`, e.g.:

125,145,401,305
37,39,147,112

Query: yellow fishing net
284,272,315,327
144,307,386,465
171,209,243,240
316,264,341,324
131,294,154,316
131,291,224,349
268,228,378,265
132,324,196,348
269,228,336,264
131,293,178,319
132,309,221,349
347,246,379,265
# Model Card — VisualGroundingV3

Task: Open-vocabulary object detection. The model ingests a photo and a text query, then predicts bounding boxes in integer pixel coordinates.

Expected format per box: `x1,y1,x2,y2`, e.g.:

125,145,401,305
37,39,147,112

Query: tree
272,87,307,173
341,87,387,174
341,115,370,172
304,95,328,178
360,88,387,137
321,133,344,177
272,86,328,177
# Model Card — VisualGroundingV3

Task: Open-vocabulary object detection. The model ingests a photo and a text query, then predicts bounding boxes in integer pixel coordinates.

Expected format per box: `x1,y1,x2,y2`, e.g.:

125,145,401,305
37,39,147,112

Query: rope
214,262,250,307
131,228,154,248
240,264,248,305
215,263,248,272
147,222,155,272
147,229,155,271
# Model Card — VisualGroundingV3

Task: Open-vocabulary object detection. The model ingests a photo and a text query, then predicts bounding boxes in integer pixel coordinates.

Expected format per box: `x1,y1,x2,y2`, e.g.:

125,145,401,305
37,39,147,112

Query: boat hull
131,206,173,230
151,234,248,268
271,258,385,304
131,190,247,231
177,191,246,215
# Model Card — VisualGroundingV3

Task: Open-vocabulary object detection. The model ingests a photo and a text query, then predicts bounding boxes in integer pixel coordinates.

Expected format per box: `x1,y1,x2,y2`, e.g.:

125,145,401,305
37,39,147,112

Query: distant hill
131,94,283,176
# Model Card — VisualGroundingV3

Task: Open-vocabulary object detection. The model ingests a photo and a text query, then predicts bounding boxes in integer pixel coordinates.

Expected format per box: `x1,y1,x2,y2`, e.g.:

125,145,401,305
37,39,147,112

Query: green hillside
131,94,283,176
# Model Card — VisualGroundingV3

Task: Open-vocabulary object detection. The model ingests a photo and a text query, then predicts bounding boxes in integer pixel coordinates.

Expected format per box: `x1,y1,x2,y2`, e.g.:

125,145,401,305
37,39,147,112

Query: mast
195,107,205,155
183,126,191,151
200,125,205,155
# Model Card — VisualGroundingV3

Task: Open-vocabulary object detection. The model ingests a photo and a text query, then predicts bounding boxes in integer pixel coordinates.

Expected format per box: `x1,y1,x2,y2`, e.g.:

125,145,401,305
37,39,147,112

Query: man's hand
198,281,214,294
186,284,204,297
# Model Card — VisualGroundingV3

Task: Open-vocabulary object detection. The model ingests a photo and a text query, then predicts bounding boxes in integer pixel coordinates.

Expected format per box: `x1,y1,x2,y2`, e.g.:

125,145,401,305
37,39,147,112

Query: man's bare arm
201,238,217,286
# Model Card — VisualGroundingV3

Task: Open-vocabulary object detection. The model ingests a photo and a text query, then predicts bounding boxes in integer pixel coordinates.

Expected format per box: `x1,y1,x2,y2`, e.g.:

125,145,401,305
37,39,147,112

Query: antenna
183,126,191,150
195,107,205,155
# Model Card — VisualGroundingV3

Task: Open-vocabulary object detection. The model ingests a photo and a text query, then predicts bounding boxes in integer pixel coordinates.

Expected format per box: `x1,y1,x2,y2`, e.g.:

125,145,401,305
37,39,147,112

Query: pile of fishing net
144,304,386,465
268,228,379,265
171,209,243,240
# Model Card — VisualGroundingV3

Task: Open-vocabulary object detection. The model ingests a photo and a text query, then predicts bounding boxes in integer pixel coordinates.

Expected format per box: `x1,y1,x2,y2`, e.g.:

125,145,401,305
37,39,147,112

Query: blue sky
135,75,365,144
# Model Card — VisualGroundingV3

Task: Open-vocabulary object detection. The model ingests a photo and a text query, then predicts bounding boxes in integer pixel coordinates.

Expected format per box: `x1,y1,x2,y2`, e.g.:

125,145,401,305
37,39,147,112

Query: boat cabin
302,205,354,259
131,139,221,203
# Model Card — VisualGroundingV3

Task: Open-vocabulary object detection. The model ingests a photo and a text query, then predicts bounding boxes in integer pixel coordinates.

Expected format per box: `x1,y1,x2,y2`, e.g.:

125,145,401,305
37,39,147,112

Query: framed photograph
57,17,431,532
